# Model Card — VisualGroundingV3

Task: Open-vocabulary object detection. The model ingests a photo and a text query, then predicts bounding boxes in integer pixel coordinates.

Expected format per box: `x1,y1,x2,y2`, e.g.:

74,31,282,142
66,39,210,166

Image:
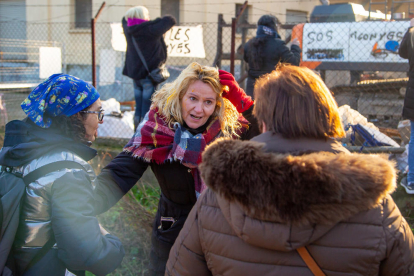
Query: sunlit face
83,98,103,142
181,80,217,129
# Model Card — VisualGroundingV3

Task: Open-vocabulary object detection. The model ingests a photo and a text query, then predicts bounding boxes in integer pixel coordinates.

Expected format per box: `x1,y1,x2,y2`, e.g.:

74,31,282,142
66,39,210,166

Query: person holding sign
122,6,176,130
244,14,301,99
94,63,259,275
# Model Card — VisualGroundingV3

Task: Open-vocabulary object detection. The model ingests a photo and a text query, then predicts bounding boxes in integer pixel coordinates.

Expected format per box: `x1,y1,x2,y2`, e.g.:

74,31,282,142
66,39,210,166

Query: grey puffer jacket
0,119,125,276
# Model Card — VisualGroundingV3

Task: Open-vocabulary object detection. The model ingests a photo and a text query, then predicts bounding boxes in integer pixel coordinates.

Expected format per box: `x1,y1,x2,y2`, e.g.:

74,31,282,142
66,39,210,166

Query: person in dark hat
243,14,301,99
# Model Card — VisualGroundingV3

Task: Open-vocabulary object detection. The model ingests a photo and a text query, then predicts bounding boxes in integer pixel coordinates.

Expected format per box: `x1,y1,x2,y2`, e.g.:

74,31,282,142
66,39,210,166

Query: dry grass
88,150,160,276
96,181,159,276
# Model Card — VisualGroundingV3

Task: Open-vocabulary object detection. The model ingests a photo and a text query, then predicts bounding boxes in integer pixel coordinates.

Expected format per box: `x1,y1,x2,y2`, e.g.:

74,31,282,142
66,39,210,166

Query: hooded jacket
166,132,414,276
243,30,301,98
122,16,176,81
0,119,125,276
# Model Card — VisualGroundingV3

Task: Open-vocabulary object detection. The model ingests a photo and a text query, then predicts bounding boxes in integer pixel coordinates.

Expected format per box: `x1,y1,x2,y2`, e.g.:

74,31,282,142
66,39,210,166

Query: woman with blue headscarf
243,14,301,99
0,74,124,276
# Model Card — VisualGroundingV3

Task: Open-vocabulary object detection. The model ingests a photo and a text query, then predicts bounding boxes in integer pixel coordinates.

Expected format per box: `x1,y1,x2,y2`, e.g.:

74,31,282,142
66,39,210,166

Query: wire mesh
0,20,411,153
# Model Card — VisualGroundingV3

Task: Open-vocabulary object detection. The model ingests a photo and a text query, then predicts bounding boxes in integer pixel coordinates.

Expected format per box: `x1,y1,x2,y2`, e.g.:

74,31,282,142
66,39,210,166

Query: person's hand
99,224,109,236
218,70,253,113
410,18,414,27
291,38,300,47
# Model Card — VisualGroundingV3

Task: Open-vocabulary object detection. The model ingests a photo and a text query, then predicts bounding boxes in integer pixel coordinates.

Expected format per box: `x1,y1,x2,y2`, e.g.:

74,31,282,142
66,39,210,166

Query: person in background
243,14,301,99
0,74,125,276
122,6,176,129
399,18,414,194
166,64,414,276
94,62,259,275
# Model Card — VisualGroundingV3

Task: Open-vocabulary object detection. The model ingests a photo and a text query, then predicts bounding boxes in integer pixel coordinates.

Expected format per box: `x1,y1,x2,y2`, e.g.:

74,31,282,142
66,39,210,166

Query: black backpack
0,161,86,276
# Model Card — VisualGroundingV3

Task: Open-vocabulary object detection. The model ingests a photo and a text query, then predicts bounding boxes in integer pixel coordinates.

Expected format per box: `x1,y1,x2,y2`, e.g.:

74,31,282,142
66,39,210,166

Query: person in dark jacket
244,14,301,99
166,64,414,276
122,6,176,129
399,18,414,194
94,62,259,276
0,74,125,276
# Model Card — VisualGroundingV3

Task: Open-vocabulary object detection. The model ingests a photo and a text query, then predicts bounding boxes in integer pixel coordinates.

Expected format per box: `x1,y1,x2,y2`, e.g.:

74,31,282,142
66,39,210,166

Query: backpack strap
297,246,326,276
23,160,87,186
23,236,56,274
21,160,87,274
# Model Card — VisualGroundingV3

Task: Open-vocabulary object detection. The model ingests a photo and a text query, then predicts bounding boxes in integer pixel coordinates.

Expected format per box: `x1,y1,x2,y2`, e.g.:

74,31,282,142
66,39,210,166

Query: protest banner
110,23,206,58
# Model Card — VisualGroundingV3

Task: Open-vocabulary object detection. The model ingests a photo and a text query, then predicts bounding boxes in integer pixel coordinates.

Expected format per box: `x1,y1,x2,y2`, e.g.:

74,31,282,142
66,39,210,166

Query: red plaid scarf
124,107,248,197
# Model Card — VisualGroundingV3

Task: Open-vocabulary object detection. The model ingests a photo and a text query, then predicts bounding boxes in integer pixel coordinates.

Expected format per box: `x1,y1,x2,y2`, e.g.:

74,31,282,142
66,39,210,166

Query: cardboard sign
302,21,409,63
164,25,206,58
110,23,206,58
39,47,62,79
111,23,126,52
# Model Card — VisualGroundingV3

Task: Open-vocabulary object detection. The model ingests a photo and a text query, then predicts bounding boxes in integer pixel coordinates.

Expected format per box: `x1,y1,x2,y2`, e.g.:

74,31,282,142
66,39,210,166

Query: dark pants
133,78,155,129
148,193,193,276
246,77,256,99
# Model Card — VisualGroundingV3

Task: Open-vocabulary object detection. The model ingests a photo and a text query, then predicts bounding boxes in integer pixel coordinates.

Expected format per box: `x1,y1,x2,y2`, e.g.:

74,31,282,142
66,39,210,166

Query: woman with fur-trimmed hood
166,64,414,276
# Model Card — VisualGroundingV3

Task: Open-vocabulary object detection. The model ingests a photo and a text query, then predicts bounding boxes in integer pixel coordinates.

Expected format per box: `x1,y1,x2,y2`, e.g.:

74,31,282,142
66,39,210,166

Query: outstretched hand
291,38,300,48
218,70,253,113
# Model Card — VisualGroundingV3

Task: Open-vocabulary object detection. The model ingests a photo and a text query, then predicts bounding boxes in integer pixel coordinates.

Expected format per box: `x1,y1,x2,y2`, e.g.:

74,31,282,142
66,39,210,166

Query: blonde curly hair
151,62,242,137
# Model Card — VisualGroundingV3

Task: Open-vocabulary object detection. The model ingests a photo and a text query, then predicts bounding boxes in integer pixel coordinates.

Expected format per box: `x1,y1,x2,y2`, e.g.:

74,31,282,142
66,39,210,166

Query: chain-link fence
0,19,412,154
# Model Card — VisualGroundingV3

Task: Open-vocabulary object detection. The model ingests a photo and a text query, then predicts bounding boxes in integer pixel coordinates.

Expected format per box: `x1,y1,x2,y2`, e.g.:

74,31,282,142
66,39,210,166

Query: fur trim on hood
199,138,397,226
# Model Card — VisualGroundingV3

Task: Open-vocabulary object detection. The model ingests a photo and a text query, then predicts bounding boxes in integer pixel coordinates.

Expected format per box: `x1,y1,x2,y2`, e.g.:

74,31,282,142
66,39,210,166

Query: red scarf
124,107,248,197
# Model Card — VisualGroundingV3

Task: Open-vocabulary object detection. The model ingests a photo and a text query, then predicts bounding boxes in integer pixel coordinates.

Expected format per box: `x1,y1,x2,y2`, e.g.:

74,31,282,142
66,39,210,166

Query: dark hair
248,15,279,69
253,64,345,139
257,14,278,30
50,106,90,143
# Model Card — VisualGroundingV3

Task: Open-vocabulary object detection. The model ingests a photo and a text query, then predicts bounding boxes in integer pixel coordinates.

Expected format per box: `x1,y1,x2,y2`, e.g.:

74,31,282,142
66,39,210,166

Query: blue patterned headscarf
21,74,100,128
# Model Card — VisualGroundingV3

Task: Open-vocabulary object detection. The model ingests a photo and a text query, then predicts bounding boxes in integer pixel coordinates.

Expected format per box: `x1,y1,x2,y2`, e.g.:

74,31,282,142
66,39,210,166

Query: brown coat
166,133,414,276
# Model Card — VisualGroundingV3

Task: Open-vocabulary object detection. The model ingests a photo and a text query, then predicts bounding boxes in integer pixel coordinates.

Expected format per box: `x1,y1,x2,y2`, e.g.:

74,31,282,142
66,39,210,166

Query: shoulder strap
23,235,56,273
297,247,326,276
23,160,86,186
21,161,87,273
131,37,150,74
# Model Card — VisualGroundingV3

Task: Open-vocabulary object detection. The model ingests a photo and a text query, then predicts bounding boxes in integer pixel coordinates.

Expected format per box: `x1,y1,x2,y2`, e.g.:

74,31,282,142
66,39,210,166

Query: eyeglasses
80,109,105,121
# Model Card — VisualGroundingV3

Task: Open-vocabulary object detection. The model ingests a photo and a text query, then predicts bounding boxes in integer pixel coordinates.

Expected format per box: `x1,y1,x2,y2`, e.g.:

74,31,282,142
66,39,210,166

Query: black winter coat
122,16,176,81
243,35,301,98
399,26,414,121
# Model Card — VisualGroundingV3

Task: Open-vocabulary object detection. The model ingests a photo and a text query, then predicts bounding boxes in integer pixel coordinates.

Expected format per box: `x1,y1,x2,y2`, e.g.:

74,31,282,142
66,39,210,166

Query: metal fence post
230,1,248,75
230,18,236,75
91,2,106,88
213,14,223,68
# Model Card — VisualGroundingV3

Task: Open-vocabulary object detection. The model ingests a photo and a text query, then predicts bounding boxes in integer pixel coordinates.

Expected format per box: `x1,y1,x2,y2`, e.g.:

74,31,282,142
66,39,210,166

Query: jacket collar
200,138,396,226
126,17,161,35
0,119,97,167
252,131,349,154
